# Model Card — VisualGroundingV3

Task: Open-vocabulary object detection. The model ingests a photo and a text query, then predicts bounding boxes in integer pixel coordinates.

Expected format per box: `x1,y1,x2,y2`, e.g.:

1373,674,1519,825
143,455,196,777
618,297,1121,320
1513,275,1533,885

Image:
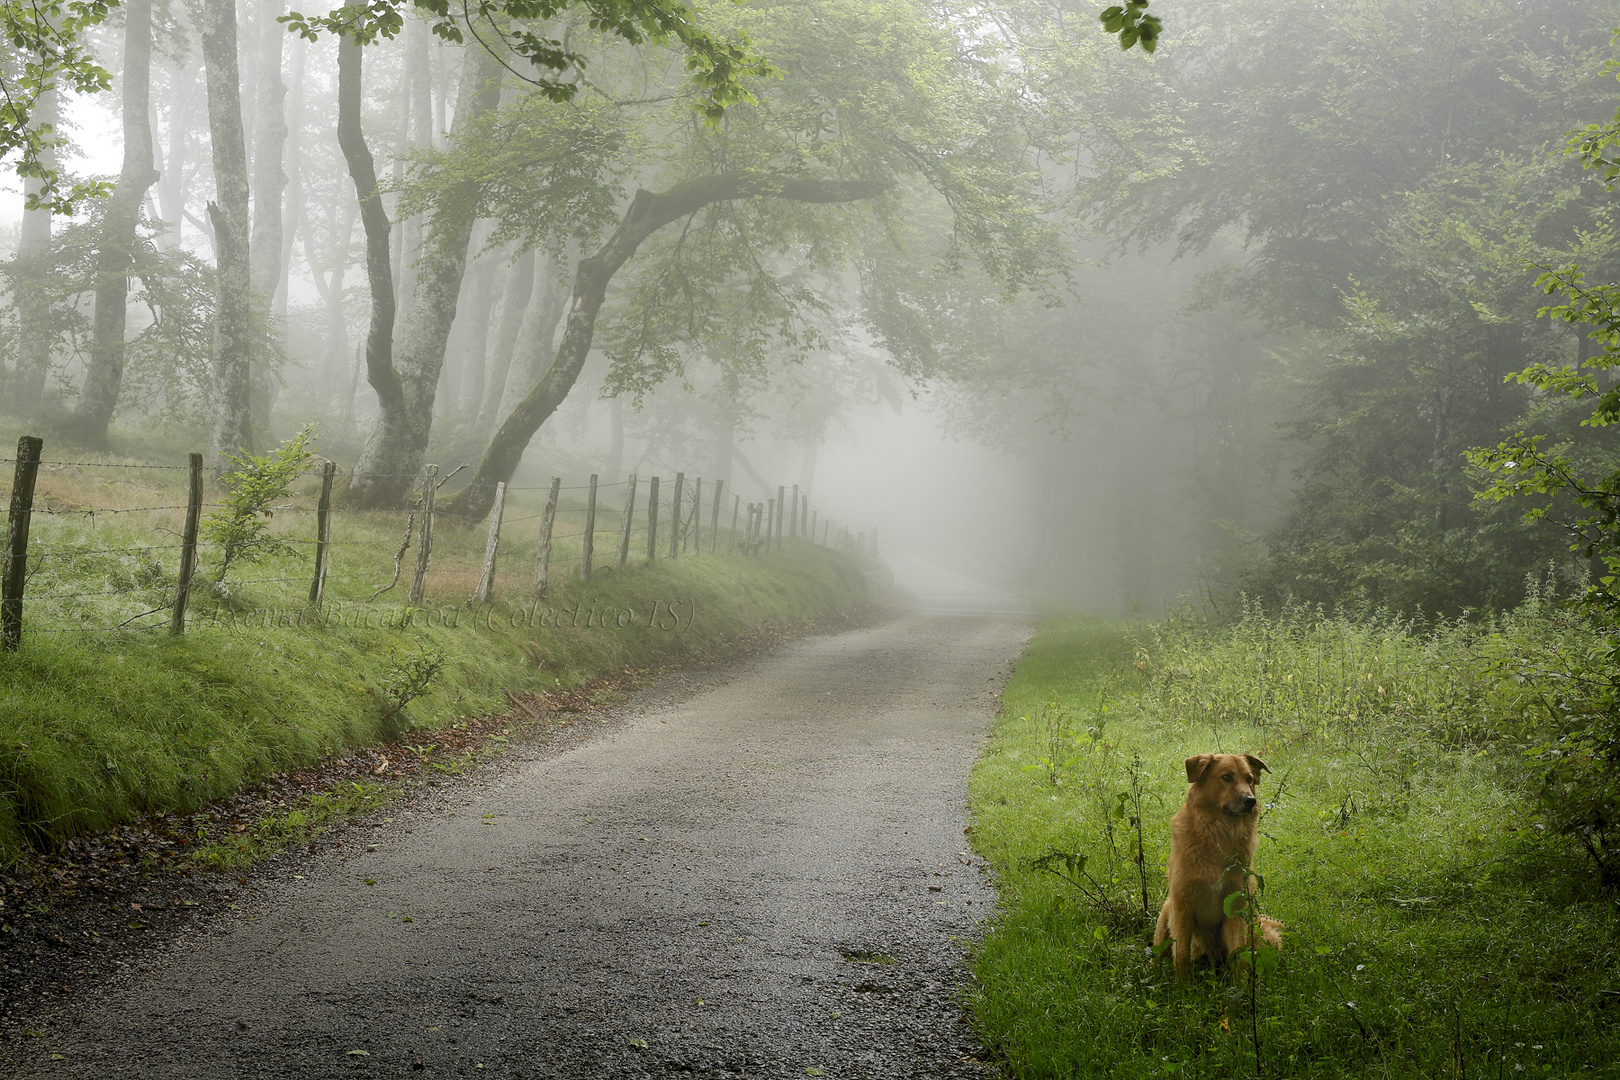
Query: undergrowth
968,602,1620,1079
0,439,869,862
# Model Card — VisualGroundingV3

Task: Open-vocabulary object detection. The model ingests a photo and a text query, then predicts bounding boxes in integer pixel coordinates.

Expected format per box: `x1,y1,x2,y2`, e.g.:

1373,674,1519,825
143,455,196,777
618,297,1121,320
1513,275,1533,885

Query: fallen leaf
347,1049,370,1056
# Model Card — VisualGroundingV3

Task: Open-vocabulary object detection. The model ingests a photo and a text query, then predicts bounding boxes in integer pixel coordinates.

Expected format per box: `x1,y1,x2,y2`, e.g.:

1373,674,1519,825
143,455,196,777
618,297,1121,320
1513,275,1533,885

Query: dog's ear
1184,754,1214,784
1244,753,1270,779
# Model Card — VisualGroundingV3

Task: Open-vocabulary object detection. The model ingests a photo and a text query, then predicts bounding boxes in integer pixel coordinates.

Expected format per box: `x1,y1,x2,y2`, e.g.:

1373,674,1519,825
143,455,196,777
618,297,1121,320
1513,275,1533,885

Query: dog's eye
1222,773,1233,782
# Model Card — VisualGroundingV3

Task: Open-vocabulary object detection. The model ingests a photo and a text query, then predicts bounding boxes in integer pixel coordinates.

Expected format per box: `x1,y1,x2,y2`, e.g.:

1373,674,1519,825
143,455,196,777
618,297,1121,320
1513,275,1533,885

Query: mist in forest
2,0,1617,617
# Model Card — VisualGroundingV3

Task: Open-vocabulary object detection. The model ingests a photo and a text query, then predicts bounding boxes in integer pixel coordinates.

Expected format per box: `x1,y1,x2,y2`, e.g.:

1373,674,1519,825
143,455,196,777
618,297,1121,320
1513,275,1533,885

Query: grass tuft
968,609,1620,1079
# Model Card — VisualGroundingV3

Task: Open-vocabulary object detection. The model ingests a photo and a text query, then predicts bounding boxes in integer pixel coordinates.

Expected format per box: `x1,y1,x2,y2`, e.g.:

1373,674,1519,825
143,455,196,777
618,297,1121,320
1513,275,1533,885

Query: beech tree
434,0,1062,519
70,0,161,447
200,0,256,463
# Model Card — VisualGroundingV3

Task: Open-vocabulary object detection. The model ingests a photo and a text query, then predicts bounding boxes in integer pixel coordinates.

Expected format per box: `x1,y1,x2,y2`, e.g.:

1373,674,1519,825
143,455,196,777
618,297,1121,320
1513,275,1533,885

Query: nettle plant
201,425,318,584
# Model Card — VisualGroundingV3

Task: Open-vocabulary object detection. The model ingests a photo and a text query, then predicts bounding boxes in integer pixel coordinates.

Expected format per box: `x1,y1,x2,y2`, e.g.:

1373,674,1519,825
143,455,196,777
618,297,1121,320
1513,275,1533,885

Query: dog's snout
1240,793,1257,812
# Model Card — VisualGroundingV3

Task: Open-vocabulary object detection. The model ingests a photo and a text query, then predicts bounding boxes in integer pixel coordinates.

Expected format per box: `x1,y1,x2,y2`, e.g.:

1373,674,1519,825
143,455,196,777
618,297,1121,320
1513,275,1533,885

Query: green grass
0,441,867,861
967,609,1620,1079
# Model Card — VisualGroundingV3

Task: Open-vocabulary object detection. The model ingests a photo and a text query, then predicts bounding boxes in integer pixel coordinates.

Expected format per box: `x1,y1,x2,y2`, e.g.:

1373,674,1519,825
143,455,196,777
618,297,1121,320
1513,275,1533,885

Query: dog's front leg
1166,902,1196,978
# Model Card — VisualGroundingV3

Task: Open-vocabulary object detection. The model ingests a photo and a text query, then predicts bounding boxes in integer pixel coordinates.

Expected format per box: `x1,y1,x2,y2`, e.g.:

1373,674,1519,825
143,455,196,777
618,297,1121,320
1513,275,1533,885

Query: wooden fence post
668,472,684,559
534,476,560,597
723,489,736,554
765,498,774,555
690,476,702,554
617,473,637,569
408,465,437,607
473,480,507,602
646,476,660,563
581,474,598,580
790,484,799,538
822,520,830,546
709,480,723,553
776,486,785,546
170,452,204,635
2,436,44,651
308,460,336,606
810,510,817,544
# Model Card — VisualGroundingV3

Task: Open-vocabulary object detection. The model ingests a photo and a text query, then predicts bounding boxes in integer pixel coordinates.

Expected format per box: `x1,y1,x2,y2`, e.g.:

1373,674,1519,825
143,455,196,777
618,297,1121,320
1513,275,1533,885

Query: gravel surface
7,606,1033,1079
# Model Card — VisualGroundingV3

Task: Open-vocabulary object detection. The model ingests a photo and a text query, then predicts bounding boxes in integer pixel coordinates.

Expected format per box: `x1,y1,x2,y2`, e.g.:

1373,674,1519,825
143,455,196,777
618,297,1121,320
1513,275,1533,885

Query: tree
200,0,256,465
1069,0,1620,612
437,0,1064,519
69,0,161,447
0,0,118,214
343,39,504,507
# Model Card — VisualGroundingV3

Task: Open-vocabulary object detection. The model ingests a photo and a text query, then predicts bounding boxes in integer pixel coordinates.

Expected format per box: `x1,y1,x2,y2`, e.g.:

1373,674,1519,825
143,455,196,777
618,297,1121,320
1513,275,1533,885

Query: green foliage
969,613,1620,1078
379,644,446,736
201,425,319,583
0,0,118,213
281,0,772,121
0,207,219,425
1099,0,1160,53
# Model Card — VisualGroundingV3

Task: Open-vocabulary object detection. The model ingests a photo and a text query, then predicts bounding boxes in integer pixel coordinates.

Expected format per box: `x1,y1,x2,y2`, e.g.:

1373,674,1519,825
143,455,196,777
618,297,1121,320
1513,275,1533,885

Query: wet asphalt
13,559,1034,1079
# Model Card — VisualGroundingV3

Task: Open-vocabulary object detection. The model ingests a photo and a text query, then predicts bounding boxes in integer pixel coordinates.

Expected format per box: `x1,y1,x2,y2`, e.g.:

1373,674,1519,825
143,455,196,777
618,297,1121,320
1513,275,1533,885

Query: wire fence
0,435,876,649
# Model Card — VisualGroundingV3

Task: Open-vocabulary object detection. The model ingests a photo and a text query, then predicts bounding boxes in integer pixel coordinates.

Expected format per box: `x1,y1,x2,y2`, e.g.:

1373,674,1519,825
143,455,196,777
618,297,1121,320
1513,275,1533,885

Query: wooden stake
617,473,637,569
691,476,702,554
810,510,817,544
534,476,560,597
709,480,723,553
170,452,205,635
669,472,684,559
2,436,43,650
646,476,660,563
765,498,774,556
409,465,437,607
581,473,598,580
727,492,739,554
308,460,337,607
790,483,799,538
473,480,506,602
776,486,785,546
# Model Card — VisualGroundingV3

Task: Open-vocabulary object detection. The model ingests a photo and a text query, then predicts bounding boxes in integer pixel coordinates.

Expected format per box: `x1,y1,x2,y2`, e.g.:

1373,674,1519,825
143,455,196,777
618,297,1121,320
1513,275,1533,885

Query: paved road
17,582,1032,1078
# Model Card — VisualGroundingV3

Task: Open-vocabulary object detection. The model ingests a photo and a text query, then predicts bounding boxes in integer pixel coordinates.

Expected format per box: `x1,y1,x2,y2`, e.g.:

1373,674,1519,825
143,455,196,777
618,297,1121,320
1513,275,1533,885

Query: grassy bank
967,607,1620,1079
0,446,867,861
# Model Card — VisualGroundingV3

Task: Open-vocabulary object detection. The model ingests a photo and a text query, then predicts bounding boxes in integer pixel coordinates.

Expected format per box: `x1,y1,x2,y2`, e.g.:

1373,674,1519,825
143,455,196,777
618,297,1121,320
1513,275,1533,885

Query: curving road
15,559,1033,1079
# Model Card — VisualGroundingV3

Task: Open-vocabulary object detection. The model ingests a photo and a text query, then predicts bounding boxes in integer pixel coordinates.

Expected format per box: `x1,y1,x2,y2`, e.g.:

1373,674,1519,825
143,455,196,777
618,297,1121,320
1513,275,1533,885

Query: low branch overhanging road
14,559,1033,1079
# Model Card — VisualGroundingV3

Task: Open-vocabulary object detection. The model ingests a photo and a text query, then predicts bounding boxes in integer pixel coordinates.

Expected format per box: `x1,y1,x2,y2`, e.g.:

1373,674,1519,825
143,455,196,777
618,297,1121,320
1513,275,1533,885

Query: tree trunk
72,0,160,446
248,0,288,438
277,34,306,327
159,58,193,250
348,43,503,507
477,246,535,433
497,254,568,419
336,35,405,498
456,229,501,413
201,0,255,464
318,207,356,407
606,396,624,481
798,441,818,498
441,175,889,521
12,87,58,407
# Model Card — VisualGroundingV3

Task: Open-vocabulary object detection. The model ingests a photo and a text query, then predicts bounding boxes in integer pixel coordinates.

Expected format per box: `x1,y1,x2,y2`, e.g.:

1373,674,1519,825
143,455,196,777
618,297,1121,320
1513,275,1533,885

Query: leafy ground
966,608,1620,1079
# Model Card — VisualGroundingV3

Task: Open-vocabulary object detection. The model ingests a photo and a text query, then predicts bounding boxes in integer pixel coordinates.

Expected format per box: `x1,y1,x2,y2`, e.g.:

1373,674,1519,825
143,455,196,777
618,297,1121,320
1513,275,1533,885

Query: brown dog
1153,752,1283,977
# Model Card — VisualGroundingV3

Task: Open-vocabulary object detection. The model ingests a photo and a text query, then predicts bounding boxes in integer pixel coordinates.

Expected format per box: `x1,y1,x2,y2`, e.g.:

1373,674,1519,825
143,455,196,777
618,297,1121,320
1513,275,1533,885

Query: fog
2,0,1611,618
